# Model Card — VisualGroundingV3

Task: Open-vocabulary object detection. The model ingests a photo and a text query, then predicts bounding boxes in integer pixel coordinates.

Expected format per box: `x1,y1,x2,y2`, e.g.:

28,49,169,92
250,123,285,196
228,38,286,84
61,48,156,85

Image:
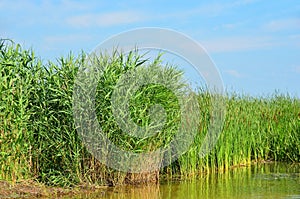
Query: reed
175,92,300,177
0,39,299,187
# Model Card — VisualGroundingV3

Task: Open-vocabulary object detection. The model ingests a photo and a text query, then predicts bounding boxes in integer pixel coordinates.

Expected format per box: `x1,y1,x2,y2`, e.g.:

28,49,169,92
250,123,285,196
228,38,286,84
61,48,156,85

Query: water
70,163,300,199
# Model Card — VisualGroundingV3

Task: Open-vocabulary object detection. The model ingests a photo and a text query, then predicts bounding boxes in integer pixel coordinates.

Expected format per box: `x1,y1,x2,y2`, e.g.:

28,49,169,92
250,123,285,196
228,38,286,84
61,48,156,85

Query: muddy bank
0,180,107,198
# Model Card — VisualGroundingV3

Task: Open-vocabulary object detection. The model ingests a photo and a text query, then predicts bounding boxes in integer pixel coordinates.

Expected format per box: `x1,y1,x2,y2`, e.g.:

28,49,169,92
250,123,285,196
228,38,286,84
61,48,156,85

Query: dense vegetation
0,39,299,187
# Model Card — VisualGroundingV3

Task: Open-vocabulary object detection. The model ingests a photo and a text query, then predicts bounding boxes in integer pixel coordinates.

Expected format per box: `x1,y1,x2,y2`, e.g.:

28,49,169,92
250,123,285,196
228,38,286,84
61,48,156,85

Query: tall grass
0,39,35,182
0,39,85,185
0,39,299,186
175,93,300,176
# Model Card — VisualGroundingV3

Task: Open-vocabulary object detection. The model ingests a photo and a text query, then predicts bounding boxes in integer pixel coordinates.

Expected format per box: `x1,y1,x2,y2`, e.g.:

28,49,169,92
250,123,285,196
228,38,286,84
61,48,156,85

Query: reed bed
0,39,299,186
175,93,299,177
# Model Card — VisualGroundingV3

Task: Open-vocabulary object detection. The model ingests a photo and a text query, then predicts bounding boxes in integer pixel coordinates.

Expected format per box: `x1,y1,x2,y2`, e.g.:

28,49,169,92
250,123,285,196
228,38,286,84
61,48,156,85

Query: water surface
70,163,300,199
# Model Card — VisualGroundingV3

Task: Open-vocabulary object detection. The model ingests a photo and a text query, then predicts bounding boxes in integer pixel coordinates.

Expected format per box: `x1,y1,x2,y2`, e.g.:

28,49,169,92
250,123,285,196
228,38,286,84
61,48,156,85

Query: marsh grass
0,39,299,187
175,93,300,177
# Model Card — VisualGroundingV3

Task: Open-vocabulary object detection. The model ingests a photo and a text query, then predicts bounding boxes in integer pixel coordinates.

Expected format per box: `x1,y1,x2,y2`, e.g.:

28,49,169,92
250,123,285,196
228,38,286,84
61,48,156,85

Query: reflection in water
75,185,161,199
70,163,300,199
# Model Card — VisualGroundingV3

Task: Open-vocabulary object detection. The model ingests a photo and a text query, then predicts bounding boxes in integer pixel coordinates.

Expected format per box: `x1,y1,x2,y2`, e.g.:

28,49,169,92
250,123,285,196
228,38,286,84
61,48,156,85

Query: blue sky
1,0,299,97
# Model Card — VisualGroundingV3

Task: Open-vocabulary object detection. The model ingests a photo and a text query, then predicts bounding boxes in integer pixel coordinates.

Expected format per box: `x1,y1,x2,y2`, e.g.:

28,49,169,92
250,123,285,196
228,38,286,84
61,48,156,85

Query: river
68,162,300,199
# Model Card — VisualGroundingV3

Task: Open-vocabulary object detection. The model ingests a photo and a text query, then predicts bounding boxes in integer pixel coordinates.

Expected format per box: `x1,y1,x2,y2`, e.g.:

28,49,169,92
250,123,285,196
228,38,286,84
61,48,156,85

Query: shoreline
0,180,108,199
1,161,298,198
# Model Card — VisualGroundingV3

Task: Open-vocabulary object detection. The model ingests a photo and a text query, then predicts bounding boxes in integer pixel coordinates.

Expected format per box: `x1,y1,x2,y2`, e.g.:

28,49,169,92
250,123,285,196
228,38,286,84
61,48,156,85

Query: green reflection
67,163,299,199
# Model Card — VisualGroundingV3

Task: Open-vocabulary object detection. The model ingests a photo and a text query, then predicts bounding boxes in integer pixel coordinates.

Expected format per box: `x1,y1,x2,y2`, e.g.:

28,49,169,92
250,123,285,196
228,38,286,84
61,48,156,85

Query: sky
1,0,300,98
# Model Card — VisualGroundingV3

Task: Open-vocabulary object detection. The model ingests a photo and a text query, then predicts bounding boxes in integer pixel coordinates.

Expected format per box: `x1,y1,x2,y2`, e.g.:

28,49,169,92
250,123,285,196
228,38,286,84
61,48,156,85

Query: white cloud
288,34,300,47
42,34,94,53
197,0,259,16
44,34,93,44
264,18,300,32
66,11,144,27
150,0,260,21
215,21,247,31
0,0,94,12
289,34,300,39
225,69,243,78
221,23,237,29
294,66,300,73
59,0,97,11
0,0,99,26
232,0,260,6
201,36,280,53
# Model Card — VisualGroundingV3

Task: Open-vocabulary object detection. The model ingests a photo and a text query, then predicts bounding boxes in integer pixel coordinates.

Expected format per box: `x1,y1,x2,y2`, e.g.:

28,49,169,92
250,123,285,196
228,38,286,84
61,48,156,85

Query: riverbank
1,161,299,198
0,180,108,198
